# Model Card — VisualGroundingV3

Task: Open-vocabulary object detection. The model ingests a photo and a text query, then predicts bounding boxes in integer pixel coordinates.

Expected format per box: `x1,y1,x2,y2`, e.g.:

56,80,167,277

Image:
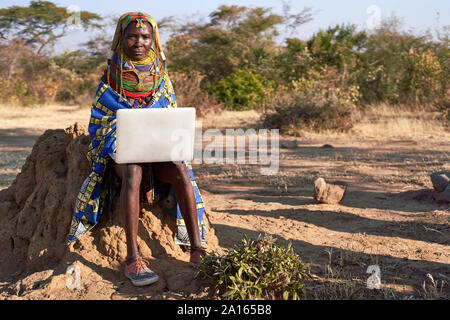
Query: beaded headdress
106,12,166,100
110,12,166,62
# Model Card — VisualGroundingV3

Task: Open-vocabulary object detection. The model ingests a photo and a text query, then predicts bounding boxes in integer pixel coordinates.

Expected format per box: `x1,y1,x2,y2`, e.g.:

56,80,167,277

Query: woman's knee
154,162,190,186
122,164,143,189
171,163,191,186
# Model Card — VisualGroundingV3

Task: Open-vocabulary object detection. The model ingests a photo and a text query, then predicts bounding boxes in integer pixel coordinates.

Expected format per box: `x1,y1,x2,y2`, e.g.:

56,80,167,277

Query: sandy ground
0,104,449,300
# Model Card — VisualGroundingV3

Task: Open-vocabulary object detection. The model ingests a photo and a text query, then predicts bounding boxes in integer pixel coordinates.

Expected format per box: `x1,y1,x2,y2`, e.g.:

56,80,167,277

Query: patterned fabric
67,12,208,246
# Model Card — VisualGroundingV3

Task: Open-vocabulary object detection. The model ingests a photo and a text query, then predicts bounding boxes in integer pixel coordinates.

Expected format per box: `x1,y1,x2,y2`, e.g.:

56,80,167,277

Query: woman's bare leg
114,163,143,259
152,162,201,248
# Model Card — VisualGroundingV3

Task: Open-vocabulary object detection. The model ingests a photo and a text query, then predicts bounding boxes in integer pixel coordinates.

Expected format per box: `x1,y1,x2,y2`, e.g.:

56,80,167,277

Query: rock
430,172,450,193
321,144,334,149
281,140,298,149
435,184,450,204
314,178,346,205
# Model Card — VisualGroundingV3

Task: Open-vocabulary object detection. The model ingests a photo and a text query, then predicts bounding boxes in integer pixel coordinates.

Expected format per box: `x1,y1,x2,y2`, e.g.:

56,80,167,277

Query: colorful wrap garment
67,12,208,246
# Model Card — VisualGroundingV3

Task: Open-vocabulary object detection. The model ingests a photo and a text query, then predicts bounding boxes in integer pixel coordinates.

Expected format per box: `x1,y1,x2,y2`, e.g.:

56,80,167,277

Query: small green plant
195,234,310,300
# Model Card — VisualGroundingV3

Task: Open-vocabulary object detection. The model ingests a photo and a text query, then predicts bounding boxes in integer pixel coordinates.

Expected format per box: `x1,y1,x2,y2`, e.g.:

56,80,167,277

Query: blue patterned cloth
67,75,207,246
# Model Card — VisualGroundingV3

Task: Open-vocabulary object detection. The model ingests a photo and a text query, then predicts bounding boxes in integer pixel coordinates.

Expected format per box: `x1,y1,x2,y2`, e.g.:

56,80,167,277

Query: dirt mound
0,124,220,300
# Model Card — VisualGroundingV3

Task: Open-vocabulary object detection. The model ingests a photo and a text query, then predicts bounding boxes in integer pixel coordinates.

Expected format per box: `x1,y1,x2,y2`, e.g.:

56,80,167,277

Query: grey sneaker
124,256,159,286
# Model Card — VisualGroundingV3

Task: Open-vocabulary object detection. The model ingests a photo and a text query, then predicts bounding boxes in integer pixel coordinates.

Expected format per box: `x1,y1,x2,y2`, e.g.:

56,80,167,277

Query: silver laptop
114,108,196,164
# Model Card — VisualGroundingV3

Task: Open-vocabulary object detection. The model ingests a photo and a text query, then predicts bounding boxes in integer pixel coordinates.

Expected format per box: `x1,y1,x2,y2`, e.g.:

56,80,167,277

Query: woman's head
123,20,153,61
110,12,166,62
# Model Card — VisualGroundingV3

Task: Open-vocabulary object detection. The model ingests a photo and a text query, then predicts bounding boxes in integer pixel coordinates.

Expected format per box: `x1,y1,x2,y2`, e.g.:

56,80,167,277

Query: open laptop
114,107,196,164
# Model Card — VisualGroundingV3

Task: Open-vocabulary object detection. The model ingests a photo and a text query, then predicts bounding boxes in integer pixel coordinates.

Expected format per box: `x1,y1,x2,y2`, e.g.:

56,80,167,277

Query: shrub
435,100,449,126
261,65,359,133
262,82,358,133
170,71,223,116
262,94,355,134
211,68,266,110
195,234,310,300
56,90,73,102
399,49,443,105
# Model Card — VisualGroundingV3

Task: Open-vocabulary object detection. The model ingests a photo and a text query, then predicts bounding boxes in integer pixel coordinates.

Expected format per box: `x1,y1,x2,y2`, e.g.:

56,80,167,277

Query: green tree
306,24,367,86
0,0,102,54
165,5,313,110
356,16,441,105
275,38,311,85
166,5,312,84
400,48,443,104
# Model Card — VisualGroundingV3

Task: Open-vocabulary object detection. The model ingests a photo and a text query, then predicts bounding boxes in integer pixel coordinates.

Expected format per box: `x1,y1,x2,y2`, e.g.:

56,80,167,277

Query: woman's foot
124,256,159,286
189,246,207,267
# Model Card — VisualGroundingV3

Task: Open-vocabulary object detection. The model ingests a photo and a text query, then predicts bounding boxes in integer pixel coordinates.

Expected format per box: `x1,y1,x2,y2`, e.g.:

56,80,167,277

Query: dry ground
0,104,449,300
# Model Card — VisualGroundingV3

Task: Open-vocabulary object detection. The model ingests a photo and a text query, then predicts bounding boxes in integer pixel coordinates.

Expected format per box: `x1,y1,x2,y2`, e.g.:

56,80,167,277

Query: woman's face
123,21,153,61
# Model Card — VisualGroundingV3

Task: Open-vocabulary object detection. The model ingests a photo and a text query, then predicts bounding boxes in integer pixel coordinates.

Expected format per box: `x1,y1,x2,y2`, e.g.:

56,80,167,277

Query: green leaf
223,289,237,298
238,266,243,279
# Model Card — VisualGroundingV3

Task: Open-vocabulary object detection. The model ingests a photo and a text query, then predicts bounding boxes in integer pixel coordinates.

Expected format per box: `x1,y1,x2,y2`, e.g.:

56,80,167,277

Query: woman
67,12,207,287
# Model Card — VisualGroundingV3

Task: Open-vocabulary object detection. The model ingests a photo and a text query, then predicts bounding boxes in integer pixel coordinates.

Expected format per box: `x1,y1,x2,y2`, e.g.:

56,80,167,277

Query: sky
1,0,449,53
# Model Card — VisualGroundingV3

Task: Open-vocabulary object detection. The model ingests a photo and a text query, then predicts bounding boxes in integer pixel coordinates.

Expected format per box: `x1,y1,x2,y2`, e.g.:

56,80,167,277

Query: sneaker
124,256,159,286
189,246,207,267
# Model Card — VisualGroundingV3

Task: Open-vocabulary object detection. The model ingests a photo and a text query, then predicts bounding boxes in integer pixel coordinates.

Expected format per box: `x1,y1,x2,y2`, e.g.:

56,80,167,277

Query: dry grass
212,103,450,144
306,245,448,300
200,109,261,130
0,104,91,133
420,273,448,300
350,104,450,141
2,102,446,142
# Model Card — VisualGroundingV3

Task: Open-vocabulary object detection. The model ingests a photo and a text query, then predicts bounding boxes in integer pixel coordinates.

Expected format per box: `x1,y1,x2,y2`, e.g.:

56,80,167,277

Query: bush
56,90,73,102
211,68,266,110
261,65,359,133
263,94,355,134
262,80,358,134
435,100,450,126
195,234,310,300
399,49,443,105
170,71,223,116
0,40,100,107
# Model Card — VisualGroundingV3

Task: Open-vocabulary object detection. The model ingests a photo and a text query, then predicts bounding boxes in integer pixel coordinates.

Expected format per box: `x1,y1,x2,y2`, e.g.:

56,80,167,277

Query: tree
307,24,367,84
358,16,439,104
167,5,313,81
0,0,102,54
